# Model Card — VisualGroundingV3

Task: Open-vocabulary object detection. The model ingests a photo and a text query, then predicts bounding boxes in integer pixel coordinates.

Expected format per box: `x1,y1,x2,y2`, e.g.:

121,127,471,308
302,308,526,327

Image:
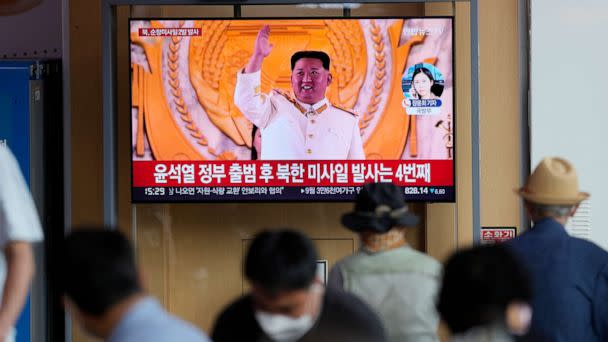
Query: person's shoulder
271,88,306,111
335,250,365,267
214,295,253,323
406,248,442,274
384,247,442,278
212,295,257,340
115,300,212,342
334,250,378,272
0,147,18,174
507,221,553,245
161,315,212,342
570,235,607,250
325,287,377,317
569,236,608,262
504,235,526,255
0,146,9,159
272,88,297,104
339,248,440,277
330,103,359,118
506,228,540,249
332,251,365,277
122,325,210,342
504,231,544,264
324,288,386,339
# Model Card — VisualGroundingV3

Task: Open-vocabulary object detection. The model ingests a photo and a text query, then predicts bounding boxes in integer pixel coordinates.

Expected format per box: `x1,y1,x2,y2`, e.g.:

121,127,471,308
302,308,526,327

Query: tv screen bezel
128,16,456,204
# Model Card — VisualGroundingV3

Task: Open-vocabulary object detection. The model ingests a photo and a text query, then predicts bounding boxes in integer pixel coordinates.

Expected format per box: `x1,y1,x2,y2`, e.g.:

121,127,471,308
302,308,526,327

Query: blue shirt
108,297,211,342
508,218,608,342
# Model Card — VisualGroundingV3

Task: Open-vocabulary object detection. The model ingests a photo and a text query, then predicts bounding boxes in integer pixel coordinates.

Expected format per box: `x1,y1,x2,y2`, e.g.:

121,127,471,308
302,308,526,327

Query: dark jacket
211,287,387,342
508,218,608,342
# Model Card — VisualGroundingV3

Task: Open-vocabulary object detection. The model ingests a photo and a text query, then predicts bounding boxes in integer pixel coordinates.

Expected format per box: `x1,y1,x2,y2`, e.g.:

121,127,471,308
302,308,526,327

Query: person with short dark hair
62,229,211,342
329,182,441,342
251,124,261,160
234,25,365,160
508,157,608,341
212,229,387,342
437,245,533,341
409,66,443,100
290,51,331,71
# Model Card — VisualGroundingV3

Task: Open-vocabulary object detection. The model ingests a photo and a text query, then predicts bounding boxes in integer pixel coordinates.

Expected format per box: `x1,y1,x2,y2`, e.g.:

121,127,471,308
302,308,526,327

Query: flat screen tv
130,17,454,202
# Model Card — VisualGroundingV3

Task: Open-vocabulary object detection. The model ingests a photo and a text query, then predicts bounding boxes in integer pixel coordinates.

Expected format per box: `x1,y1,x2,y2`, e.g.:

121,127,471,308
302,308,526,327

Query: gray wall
530,0,608,249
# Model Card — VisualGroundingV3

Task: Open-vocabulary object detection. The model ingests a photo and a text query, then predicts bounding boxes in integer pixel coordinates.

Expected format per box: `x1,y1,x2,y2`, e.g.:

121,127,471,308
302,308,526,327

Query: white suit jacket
234,70,365,160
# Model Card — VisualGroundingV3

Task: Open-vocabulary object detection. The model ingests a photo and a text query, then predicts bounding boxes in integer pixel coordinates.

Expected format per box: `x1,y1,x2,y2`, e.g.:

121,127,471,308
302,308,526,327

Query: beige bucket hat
517,157,589,205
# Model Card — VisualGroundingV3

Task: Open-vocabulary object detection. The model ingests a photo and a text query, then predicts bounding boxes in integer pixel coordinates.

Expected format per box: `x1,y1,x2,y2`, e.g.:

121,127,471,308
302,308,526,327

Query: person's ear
63,296,82,321
523,201,534,218
64,296,104,338
327,73,333,86
313,276,324,287
569,204,580,217
505,301,532,336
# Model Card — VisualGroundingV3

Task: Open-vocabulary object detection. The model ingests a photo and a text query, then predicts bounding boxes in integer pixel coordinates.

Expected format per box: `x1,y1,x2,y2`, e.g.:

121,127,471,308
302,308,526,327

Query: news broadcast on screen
130,17,454,202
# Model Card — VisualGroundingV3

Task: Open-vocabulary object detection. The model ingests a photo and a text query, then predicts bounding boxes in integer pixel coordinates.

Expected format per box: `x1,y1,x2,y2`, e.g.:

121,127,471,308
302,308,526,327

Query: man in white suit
234,25,365,160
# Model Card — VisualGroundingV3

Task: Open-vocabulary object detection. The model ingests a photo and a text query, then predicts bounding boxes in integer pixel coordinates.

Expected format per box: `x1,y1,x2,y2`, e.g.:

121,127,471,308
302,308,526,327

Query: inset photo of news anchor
401,63,445,117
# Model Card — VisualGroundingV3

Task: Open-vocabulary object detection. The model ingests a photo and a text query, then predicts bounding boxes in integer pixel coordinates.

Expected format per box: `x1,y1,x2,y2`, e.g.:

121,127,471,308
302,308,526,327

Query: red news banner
133,160,453,187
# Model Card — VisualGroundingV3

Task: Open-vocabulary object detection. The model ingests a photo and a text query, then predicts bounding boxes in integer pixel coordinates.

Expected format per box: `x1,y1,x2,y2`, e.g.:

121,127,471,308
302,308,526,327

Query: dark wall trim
470,0,480,243
518,0,530,232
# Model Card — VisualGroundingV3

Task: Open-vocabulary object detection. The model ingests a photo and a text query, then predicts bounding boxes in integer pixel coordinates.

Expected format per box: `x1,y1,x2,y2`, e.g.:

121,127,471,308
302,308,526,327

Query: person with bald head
508,157,608,342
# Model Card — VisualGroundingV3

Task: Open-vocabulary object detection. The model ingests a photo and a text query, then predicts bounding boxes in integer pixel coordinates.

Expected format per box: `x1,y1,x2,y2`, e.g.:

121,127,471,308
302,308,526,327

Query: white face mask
255,283,324,342
254,311,314,342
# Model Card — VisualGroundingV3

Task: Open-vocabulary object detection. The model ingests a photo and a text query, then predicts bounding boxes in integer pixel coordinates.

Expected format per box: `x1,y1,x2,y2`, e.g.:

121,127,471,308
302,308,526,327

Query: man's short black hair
437,244,532,334
63,229,142,316
245,229,318,295
251,125,259,160
291,51,330,71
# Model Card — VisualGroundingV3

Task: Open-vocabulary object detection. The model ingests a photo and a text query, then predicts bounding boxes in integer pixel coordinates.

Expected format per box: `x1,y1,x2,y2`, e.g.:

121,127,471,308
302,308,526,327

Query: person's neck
361,228,408,253
308,282,325,322
533,215,569,226
296,97,327,109
95,293,147,338
553,216,569,226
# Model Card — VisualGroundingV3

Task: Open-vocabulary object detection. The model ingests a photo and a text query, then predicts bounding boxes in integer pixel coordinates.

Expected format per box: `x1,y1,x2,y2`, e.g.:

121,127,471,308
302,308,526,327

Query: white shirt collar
295,97,329,113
